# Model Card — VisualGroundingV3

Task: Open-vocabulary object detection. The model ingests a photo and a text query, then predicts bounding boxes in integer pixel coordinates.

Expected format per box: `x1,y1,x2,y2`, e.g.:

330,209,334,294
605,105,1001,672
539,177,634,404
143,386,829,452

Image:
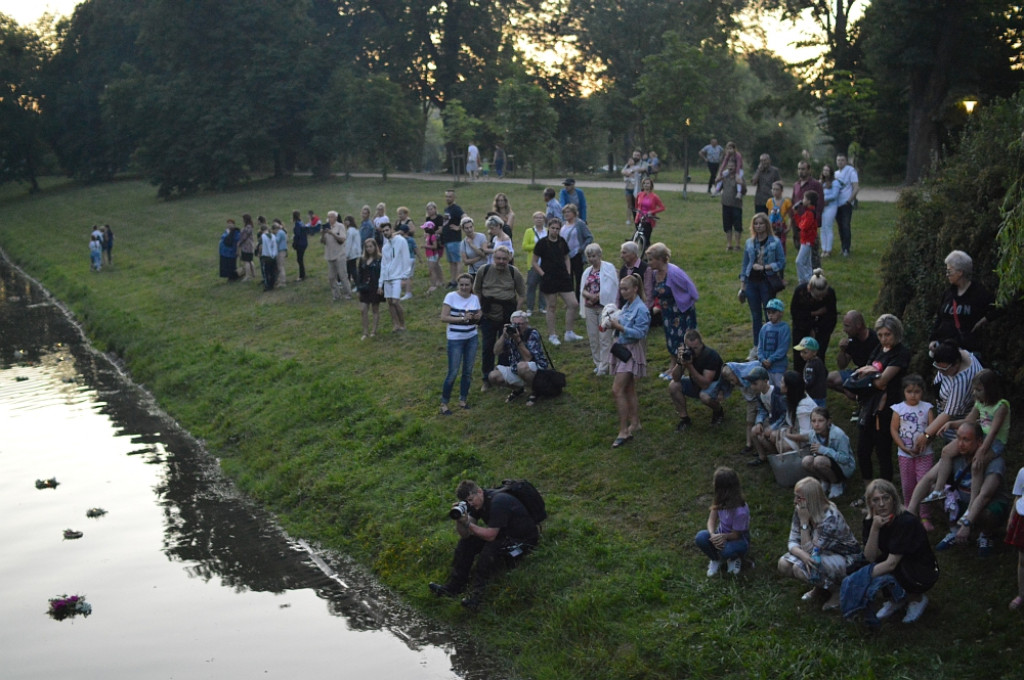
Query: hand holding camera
449,500,469,521
677,346,694,364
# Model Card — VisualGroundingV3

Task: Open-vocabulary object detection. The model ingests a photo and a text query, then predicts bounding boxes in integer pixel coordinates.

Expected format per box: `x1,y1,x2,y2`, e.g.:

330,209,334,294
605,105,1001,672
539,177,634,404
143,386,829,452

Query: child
1006,465,1024,610
765,180,792,249
891,374,936,528
357,238,384,340
749,367,787,466
802,407,855,499
397,221,421,300
923,368,1010,504
794,190,818,285
343,215,362,287
758,298,791,389
694,467,751,576
719,362,769,457
89,234,102,272
795,337,827,407
772,370,816,455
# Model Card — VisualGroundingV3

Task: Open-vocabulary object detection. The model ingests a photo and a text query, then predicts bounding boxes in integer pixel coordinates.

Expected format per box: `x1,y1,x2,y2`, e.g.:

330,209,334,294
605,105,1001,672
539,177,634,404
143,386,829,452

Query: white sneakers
726,558,742,575
828,481,844,499
548,334,561,346
400,292,413,301
876,596,928,623
706,560,722,577
707,558,742,577
876,599,906,620
564,330,583,342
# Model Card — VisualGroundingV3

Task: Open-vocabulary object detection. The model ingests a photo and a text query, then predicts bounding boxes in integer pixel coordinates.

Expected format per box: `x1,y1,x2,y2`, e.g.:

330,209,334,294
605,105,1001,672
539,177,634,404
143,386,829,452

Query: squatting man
429,480,539,609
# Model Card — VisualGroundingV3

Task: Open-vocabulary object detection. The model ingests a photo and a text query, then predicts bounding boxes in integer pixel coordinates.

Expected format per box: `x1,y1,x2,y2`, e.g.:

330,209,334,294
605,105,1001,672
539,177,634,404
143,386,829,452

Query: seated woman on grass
802,407,856,500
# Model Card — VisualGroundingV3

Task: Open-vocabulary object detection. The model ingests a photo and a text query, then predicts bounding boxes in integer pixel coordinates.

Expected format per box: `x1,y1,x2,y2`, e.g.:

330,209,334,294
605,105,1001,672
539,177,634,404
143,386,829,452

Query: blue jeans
525,268,546,312
442,334,478,403
694,530,749,562
745,278,775,344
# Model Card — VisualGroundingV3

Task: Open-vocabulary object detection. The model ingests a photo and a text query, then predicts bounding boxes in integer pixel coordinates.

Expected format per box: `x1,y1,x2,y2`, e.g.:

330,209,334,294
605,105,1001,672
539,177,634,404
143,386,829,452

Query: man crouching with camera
487,310,549,406
668,329,725,432
429,479,539,609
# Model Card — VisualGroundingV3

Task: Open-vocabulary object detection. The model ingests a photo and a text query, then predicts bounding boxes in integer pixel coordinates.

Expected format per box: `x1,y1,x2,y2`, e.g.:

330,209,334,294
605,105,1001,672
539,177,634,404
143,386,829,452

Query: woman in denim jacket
608,273,651,448
739,213,786,345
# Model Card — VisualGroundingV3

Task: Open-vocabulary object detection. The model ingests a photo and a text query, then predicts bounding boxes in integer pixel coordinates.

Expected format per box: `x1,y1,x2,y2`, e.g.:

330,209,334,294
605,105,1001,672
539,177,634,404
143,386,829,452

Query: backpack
496,479,547,525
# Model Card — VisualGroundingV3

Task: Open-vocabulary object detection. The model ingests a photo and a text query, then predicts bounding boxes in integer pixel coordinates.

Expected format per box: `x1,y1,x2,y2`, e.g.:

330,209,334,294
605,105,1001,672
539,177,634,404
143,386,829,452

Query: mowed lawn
1,175,1017,680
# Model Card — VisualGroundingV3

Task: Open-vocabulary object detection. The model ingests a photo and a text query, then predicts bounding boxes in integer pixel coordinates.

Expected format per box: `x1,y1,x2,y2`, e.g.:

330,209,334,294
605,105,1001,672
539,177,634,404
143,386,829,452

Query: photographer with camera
668,329,725,433
487,310,549,406
429,480,539,609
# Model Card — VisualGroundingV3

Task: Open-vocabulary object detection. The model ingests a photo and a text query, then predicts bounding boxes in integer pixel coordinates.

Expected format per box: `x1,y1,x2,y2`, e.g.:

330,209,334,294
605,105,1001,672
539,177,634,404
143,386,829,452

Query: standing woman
645,243,699,381
492,193,516,238
608,274,651,448
422,202,445,294
238,214,256,281
929,250,999,354
440,274,482,414
819,165,839,258
218,219,240,281
634,177,666,248
357,239,385,340
560,203,593,297
532,217,581,346
739,213,786,345
790,268,838,373
579,243,619,376
292,209,319,282
101,225,114,267
521,211,548,317
622,150,644,223
851,314,911,481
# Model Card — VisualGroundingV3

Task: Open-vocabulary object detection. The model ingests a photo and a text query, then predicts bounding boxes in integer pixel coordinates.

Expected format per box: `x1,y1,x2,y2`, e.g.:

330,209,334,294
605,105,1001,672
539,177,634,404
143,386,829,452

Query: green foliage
0,13,48,191
495,78,557,183
878,92,1024,389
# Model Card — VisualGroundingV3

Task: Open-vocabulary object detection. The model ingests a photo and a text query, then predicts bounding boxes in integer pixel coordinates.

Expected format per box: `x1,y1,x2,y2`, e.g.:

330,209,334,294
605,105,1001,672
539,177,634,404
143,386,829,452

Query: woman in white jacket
579,243,620,375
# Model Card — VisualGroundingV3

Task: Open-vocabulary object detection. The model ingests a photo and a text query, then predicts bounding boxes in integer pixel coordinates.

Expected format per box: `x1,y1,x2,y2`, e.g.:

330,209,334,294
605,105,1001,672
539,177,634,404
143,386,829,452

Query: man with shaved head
827,310,880,398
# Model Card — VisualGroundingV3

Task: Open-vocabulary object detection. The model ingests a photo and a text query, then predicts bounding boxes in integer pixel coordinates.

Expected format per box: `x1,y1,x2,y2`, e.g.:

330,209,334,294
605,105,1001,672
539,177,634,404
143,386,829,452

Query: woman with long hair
607,273,651,447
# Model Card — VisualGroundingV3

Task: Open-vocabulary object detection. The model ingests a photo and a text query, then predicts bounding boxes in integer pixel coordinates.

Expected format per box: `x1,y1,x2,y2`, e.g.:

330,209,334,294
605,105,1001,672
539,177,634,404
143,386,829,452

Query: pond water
0,256,499,679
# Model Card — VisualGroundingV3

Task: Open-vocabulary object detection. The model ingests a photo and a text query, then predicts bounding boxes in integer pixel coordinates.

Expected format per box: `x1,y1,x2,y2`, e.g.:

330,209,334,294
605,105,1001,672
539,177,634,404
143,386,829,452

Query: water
0,256,499,680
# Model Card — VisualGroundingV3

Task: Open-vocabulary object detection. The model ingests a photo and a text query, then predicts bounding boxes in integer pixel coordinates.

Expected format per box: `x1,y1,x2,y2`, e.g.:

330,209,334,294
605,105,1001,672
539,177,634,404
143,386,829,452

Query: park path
349,172,903,203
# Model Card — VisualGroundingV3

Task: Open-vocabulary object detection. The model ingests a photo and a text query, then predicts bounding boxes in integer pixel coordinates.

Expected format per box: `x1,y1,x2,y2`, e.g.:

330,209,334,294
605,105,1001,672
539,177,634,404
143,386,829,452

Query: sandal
1011,596,1024,611
439,405,453,416
505,388,525,403
525,393,538,406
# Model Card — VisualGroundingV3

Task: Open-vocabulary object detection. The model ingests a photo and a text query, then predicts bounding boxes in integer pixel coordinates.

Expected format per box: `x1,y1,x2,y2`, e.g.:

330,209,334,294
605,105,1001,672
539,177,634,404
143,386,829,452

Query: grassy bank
1,176,1017,679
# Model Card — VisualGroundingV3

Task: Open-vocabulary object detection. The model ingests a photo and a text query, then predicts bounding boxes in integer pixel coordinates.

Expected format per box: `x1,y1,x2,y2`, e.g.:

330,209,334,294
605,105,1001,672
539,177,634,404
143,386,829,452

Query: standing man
792,160,823,266
259,222,278,292
834,153,860,257
466,141,480,180
618,241,655,309
699,137,724,194
379,221,411,333
493,143,506,178
441,189,464,289
321,211,351,301
474,246,526,391
826,310,880,398
559,178,588,223
751,153,781,216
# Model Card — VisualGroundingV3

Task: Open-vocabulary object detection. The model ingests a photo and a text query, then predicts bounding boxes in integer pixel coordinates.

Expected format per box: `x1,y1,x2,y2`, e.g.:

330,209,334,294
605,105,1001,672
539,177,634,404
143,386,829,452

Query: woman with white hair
929,250,997,354
579,243,619,375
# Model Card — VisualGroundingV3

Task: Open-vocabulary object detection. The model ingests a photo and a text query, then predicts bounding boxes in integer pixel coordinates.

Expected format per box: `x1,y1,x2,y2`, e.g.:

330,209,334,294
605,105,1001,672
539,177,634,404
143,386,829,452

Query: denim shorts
445,241,461,263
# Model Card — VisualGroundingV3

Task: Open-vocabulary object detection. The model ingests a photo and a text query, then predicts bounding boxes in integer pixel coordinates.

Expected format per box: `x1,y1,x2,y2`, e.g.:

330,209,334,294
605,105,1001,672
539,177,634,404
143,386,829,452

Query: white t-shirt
835,164,859,205
443,292,481,341
1013,467,1024,515
891,400,934,458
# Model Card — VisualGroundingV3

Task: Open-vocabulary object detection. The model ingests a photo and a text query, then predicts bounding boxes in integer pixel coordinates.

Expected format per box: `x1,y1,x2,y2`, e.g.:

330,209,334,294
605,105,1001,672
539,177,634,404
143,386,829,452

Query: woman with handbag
608,274,650,448
739,212,786,347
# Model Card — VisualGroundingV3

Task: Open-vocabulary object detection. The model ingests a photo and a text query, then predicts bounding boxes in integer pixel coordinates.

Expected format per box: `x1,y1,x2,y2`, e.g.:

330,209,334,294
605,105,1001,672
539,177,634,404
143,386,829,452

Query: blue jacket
616,297,650,344
740,235,786,283
757,320,791,374
559,187,588,222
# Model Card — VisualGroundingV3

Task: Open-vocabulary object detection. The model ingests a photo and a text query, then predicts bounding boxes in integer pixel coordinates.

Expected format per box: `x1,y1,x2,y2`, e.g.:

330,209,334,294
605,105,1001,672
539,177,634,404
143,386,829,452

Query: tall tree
495,77,557,183
0,14,48,192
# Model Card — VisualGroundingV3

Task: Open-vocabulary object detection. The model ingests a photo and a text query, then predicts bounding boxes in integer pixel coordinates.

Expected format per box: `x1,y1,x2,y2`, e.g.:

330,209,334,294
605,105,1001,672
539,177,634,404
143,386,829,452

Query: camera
680,347,694,362
449,500,469,520
504,324,517,336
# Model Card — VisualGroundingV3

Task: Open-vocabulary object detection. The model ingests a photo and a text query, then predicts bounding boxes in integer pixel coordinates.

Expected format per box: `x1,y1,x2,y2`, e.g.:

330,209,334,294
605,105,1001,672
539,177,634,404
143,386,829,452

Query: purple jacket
664,263,699,313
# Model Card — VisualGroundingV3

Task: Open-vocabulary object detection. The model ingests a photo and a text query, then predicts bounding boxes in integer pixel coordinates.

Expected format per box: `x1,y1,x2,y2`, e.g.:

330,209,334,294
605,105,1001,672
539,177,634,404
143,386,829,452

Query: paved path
349,172,903,203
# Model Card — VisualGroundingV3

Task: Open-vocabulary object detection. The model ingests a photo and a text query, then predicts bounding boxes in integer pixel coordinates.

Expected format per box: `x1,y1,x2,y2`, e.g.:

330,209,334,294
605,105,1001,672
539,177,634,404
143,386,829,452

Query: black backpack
496,479,547,525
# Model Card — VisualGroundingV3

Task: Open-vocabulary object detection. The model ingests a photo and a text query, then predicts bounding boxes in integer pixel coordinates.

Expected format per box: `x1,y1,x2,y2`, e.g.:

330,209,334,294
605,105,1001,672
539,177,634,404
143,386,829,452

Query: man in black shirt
668,329,725,431
827,310,880,398
429,479,539,608
441,189,465,289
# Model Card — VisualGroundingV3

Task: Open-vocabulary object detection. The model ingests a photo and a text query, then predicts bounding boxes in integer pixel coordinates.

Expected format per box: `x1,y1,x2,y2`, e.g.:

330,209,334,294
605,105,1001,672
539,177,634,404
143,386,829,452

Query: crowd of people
206,150,1018,620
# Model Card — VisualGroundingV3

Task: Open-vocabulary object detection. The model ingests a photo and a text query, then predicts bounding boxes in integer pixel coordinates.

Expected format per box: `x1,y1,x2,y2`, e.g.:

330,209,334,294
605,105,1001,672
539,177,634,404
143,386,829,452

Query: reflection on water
0,254,504,680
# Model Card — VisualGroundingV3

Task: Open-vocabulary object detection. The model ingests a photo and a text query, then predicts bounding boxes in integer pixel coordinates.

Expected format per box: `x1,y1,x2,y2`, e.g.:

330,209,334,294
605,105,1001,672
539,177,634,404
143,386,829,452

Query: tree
441,99,481,175
0,14,48,192
495,78,557,184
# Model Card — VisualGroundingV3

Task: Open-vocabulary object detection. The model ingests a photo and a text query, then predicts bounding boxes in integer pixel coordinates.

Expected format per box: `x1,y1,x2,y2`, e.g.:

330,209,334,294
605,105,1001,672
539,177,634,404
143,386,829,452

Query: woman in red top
634,177,666,249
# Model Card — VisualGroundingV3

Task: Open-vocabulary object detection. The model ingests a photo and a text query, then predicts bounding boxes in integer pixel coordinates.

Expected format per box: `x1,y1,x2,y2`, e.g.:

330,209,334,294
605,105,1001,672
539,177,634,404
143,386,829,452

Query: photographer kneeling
488,310,550,406
668,329,725,432
429,480,540,609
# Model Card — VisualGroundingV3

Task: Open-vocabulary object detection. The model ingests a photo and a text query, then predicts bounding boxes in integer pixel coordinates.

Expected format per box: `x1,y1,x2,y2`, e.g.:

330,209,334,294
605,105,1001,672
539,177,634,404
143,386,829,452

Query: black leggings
295,246,307,280
857,407,894,481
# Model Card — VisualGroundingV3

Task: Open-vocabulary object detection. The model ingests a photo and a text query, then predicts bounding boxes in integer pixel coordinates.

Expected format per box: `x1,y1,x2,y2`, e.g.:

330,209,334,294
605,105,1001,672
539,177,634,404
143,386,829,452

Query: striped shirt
444,292,481,341
934,352,982,418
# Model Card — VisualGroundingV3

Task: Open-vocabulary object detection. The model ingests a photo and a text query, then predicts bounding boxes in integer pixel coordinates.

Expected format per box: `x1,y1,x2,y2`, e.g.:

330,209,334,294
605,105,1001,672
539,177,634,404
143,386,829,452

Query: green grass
1,176,1019,680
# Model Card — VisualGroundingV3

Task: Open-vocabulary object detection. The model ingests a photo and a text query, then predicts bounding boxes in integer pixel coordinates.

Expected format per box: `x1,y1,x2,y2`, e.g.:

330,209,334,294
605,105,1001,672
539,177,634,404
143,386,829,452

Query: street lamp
963,99,978,115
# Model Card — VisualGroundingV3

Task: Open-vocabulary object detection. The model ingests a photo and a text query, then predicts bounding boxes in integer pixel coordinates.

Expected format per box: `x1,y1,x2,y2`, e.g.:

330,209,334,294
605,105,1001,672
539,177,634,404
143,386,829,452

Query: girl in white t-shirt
890,374,936,529
440,274,482,414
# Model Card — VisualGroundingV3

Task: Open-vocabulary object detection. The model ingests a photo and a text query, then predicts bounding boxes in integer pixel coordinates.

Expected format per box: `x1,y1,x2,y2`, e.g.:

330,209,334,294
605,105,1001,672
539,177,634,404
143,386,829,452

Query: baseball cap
766,298,785,312
794,337,819,352
748,366,769,382
562,178,576,186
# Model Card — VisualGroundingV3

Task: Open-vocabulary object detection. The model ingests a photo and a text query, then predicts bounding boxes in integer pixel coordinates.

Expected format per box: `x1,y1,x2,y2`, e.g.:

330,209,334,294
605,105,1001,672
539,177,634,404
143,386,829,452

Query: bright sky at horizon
0,0,80,25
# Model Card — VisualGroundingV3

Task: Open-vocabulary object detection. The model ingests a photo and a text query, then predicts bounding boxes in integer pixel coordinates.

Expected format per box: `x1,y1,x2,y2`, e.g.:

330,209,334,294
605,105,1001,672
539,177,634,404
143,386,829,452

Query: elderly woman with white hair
579,242,619,375
929,249,998,354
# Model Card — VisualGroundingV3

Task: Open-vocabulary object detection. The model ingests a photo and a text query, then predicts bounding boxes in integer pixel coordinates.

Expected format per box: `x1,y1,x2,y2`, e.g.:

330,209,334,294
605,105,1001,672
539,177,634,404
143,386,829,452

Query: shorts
722,205,743,232
406,262,416,279
672,377,702,399
241,252,254,262
497,363,537,388
1005,512,1024,550
427,253,440,262
445,241,461,263
381,279,403,299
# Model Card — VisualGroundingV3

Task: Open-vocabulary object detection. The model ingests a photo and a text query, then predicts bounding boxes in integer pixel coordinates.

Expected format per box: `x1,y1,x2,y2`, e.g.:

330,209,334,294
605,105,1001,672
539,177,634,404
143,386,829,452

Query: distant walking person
834,154,860,257
259,220,278,291
101,225,114,266
699,137,724,194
